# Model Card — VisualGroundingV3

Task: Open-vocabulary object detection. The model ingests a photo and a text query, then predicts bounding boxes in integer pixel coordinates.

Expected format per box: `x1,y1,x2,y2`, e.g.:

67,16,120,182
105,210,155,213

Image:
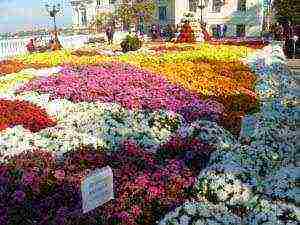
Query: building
70,0,266,37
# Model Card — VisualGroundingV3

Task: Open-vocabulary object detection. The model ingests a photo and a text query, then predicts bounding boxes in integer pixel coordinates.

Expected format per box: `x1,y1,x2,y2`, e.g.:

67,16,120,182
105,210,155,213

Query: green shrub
121,34,142,53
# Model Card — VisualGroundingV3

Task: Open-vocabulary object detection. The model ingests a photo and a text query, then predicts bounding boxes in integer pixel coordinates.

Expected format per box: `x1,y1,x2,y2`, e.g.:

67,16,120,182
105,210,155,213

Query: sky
0,0,73,33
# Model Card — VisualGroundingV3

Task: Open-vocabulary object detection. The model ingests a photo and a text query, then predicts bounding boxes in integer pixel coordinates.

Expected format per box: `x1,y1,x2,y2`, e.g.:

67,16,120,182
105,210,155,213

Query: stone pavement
287,59,300,101
287,59,300,78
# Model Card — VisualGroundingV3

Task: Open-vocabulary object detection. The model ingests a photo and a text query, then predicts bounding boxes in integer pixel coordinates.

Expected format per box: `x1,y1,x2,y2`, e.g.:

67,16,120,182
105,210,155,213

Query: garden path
288,59,300,98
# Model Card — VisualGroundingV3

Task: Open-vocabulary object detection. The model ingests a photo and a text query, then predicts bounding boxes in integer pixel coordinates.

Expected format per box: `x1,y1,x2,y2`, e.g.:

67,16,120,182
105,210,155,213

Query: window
189,0,198,12
81,9,87,26
109,0,116,4
212,0,224,13
236,24,245,37
212,25,219,37
159,6,167,22
237,0,246,11
96,0,101,6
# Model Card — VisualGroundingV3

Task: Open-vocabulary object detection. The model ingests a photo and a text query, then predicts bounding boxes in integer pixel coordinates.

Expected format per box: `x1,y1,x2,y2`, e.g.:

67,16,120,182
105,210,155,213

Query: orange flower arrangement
0,60,26,76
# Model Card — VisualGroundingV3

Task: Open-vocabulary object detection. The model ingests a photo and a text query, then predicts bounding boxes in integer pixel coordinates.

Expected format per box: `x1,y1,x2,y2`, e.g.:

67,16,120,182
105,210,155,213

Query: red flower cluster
176,23,196,43
0,99,56,132
209,38,267,49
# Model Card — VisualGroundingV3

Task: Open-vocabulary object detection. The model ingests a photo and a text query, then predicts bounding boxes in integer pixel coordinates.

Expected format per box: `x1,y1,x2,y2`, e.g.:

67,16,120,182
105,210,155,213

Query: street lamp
266,0,272,32
293,35,298,59
45,3,62,48
137,11,145,34
198,0,205,26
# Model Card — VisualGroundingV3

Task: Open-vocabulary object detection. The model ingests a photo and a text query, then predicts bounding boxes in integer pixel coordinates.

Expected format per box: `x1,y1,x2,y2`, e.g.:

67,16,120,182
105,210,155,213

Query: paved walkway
288,59,300,78
287,59,300,99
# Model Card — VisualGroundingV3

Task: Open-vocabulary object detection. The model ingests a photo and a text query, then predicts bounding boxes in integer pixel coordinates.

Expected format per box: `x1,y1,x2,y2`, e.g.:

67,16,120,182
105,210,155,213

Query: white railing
0,35,90,60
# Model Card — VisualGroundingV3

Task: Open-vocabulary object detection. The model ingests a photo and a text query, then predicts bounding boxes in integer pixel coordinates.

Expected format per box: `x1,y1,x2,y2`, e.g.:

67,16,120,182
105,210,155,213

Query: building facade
70,0,265,37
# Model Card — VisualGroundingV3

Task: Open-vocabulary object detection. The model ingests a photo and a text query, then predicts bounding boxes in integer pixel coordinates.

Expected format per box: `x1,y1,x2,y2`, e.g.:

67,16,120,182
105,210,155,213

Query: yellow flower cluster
116,45,256,99
0,71,35,94
11,43,253,69
120,43,254,63
14,50,113,68
15,50,73,67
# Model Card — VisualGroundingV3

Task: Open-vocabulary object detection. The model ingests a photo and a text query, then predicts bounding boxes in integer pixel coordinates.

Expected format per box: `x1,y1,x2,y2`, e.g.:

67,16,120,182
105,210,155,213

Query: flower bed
0,102,182,158
1,43,295,225
158,44,299,225
118,57,259,134
0,99,238,225
119,43,254,63
0,43,254,76
15,59,259,135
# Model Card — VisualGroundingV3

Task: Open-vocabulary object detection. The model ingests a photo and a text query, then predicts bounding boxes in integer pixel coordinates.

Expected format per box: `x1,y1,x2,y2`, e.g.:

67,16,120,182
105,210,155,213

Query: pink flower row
17,62,225,122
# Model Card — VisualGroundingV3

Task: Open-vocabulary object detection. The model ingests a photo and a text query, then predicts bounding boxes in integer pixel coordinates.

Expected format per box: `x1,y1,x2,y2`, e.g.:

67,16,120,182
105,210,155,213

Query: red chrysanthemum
0,99,56,132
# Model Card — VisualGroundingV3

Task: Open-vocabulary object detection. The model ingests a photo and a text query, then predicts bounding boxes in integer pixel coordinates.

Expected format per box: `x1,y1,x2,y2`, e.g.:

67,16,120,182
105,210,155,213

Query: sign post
81,166,114,214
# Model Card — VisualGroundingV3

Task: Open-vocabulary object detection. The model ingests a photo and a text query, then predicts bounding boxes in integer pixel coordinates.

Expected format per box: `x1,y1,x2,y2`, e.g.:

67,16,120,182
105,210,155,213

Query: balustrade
0,35,90,60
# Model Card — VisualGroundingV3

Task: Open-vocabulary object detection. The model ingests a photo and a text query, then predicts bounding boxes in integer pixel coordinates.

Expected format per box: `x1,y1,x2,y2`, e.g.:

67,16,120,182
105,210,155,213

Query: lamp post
266,0,272,32
137,11,145,35
45,3,62,49
293,35,298,59
198,0,205,26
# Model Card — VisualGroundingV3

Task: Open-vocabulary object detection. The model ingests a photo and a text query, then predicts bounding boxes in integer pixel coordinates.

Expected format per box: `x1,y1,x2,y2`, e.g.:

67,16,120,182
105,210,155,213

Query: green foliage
95,12,114,31
272,0,297,23
181,12,197,23
114,0,156,27
120,34,142,53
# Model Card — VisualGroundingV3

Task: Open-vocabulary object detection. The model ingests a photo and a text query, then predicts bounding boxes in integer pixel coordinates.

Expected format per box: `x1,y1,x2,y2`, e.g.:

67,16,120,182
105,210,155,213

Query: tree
114,0,156,30
95,12,114,32
272,0,297,23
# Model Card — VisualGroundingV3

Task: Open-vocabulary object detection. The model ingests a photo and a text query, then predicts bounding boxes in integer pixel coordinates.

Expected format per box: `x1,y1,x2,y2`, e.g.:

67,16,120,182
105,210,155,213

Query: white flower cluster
0,126,36,160
244,199,299,225
0,94,184,160
22,66,62,78
159,199,299,225
246,44,297,102
159,44,299,225
159,201,242,225
186,120,236,151
264,165,298,203
195,162,253,206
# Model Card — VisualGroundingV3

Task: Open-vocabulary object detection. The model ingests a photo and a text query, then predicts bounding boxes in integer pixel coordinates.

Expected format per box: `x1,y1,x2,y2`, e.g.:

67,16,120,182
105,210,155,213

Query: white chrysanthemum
186,120,236,151
159,202,242,225
16,91,51,109
0,125,36,161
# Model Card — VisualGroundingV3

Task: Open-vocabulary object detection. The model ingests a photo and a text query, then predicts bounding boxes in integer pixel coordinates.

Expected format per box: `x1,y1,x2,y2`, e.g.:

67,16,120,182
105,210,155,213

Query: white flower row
159,201,242,225
0,92,184,160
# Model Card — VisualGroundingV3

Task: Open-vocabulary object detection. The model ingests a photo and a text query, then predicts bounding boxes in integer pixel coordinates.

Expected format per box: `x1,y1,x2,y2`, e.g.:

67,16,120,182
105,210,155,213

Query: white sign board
81,166,114,213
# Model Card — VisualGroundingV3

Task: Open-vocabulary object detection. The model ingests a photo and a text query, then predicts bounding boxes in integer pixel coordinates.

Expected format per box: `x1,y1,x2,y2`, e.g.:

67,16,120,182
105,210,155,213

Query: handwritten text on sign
81,166,114,213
